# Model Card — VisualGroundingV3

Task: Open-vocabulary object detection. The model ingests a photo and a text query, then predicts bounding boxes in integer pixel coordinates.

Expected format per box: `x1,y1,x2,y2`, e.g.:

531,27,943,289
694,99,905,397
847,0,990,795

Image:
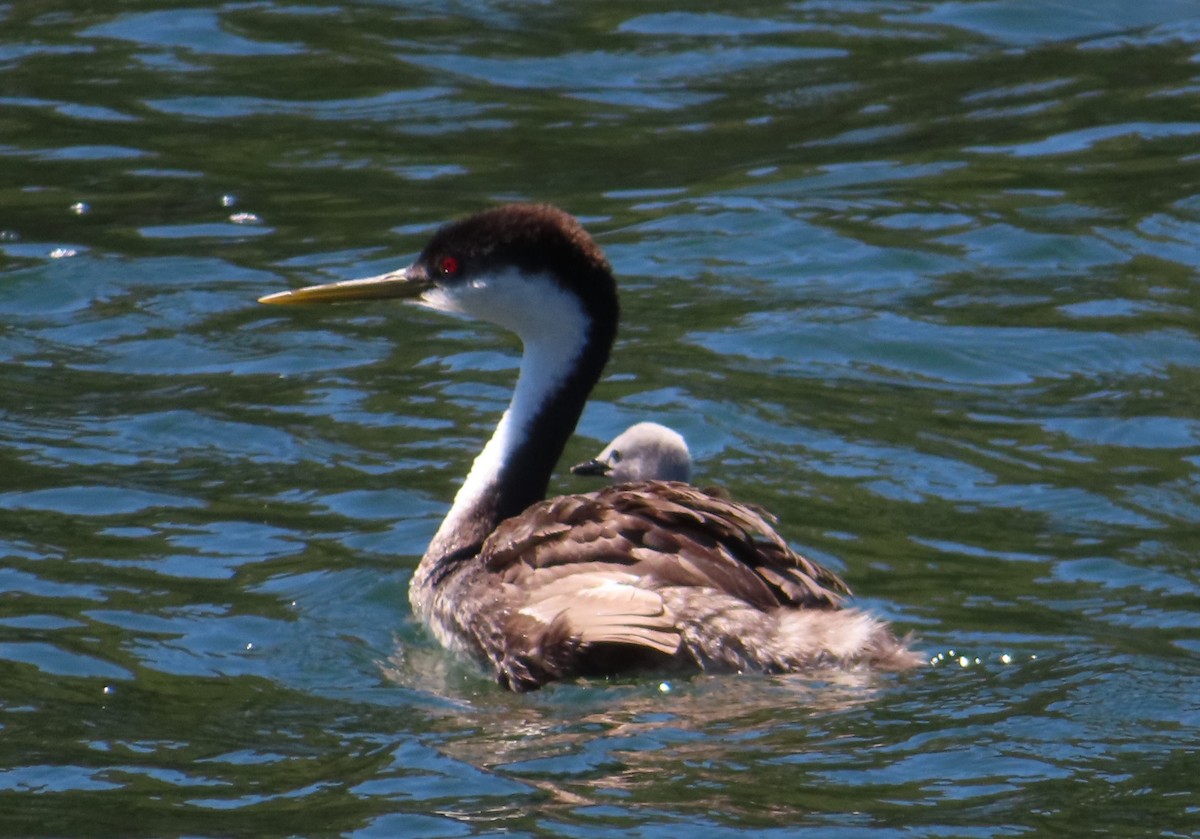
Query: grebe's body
262,204,918,690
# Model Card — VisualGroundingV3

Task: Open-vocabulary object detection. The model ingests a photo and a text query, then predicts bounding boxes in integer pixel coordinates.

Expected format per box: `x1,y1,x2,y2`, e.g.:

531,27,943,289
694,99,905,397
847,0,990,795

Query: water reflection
388,651,902,812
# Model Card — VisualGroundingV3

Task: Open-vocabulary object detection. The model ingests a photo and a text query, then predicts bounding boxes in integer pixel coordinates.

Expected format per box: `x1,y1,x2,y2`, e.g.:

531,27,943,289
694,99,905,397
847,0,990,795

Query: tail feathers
667,591,921,673
773,608,922,670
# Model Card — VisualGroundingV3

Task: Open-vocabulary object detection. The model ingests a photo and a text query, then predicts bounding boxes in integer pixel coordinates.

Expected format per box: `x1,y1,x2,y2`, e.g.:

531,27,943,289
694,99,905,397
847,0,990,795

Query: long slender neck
418,290,613,580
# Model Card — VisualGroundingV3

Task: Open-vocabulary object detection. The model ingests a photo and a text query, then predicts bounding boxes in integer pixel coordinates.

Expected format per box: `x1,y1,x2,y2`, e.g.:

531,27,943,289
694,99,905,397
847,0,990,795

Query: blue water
2,2,1199,836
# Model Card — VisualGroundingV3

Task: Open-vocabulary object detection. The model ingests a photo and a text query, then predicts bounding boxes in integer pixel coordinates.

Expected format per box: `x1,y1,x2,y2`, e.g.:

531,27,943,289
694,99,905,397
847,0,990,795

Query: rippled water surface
3,1,1199,835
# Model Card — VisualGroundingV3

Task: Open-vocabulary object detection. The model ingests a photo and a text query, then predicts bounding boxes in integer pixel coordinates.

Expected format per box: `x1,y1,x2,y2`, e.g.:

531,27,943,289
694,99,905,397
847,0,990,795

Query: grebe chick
571,422,692,484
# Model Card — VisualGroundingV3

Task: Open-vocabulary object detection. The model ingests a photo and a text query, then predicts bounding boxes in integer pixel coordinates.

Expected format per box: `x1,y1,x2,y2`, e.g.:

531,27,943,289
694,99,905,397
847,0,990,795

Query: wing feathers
469,481,909,689
518,575,681,656
485,481,848,610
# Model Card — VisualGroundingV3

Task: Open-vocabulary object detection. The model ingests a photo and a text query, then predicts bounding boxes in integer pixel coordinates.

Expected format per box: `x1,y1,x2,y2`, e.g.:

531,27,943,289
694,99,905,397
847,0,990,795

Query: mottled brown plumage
486,481,844,609
447,480,917,690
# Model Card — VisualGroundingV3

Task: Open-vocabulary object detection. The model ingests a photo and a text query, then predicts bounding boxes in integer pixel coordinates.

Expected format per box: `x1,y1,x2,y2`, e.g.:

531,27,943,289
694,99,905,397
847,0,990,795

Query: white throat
423,269,591,553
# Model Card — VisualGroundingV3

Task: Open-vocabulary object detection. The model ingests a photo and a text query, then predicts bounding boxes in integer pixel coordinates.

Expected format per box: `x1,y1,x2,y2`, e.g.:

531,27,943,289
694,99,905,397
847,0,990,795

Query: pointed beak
258,265,432,305
570,457,612,478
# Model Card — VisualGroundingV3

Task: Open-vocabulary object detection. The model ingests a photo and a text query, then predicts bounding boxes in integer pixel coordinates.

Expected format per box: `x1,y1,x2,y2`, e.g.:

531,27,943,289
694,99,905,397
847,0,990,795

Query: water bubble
658,681,671,693
1000,653,1013,665
229,212,260,225
70,201,90,215
221,194,238,208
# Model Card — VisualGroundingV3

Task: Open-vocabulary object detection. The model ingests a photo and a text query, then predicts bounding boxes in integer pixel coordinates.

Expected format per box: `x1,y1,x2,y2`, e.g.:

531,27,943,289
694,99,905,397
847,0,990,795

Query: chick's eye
439,255,460,276
610,450,622,463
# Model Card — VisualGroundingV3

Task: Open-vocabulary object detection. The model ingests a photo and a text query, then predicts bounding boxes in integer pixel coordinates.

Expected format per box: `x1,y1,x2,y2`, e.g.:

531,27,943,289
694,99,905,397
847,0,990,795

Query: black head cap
416,204,619,335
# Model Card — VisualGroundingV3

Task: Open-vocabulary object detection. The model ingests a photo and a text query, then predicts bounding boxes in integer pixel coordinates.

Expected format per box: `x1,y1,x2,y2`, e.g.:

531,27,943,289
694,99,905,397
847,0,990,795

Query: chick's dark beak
570,458,611,478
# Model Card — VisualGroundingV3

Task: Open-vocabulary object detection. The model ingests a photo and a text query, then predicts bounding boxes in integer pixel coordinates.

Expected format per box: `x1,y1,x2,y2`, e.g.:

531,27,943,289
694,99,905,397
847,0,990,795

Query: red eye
439,255,460,276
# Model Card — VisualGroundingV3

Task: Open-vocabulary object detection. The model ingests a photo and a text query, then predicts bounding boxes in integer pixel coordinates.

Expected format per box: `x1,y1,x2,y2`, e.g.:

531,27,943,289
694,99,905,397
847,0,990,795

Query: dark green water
2,2,1199,836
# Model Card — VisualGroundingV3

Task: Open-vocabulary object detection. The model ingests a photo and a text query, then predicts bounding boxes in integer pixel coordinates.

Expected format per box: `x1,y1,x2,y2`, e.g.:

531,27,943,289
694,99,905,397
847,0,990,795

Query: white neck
421,270,592,562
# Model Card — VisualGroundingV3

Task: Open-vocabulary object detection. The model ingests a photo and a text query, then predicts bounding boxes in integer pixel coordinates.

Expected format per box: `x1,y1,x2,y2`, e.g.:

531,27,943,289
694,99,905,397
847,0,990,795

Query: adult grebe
261,204,919,690
571,422,692,484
